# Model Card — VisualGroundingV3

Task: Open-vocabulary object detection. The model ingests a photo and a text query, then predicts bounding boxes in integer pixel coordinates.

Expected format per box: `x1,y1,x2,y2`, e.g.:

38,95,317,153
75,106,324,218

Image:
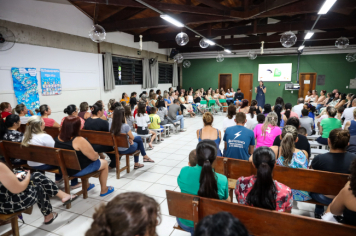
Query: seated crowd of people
0,86,356,235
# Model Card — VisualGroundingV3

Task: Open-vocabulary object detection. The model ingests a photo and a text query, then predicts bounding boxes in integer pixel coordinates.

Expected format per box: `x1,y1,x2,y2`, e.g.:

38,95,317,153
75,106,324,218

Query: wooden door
219,74,232,92
299,73,317,98
239,73,253,103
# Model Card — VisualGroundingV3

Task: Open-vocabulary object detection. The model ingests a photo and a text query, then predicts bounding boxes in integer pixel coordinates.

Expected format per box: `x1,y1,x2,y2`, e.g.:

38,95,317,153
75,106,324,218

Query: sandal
134,163,144,169
44,212,58,225
143,158,155,163
62,195,78,206
100,186,114,197
87,183,95,191
70,182,82,190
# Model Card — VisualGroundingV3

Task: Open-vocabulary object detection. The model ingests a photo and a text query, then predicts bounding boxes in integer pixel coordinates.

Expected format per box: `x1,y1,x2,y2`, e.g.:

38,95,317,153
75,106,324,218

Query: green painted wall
182,54,356,105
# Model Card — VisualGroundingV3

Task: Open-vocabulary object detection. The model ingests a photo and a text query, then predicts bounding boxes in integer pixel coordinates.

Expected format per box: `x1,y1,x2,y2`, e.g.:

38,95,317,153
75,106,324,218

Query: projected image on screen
258,63,292,82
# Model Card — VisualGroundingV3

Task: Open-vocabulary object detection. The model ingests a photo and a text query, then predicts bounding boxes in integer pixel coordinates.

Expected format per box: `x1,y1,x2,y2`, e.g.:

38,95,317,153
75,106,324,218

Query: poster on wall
11,67,40,112
40,68,62,96
258,63,292,82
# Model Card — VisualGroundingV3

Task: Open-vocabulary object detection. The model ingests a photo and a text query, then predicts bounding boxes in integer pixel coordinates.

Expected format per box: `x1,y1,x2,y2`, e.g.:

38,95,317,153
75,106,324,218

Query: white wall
0,0,168,55
0,43,174,122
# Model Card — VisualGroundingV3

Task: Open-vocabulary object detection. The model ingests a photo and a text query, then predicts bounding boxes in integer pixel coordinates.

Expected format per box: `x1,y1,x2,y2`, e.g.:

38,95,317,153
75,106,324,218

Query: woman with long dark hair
237,147,292,212
177,140,229,235
238,99,249,113
283,103,298,119
273,104,287,128
262,104,271,117
111,107,154,168
273,97,285,111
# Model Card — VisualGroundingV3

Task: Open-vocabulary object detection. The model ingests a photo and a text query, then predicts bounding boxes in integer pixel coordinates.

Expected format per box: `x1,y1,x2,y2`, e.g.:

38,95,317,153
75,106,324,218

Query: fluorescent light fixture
304,32,314,39
160,15,184,27
204,39,215,45
298,45,305,51
224,49,232,53
318,0,337,14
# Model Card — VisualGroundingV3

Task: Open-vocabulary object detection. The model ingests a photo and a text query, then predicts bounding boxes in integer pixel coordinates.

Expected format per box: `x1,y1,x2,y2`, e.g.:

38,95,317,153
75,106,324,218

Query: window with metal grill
112,56,143,85
159,63,173,84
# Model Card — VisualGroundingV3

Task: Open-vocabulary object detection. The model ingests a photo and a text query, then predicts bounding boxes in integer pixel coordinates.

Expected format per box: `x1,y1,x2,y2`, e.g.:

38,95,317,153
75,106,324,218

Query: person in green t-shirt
177,140,229,235
148,107,161,130
317,107,342,145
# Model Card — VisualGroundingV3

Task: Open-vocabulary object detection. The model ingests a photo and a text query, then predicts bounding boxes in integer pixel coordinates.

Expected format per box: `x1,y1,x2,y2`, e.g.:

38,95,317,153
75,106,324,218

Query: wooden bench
213,157,349,205
79,130,140,179
19,125,138,179
0,141,101,209
166,190,356,236
0,206,33,236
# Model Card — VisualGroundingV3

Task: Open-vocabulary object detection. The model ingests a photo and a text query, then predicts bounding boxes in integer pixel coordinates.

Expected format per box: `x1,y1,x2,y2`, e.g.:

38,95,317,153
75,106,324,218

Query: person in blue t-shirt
223,112,255,160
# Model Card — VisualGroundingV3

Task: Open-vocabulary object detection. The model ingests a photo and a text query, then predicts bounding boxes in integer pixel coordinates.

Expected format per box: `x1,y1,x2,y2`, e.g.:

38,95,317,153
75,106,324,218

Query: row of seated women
177,138,356,235
0,103,156,224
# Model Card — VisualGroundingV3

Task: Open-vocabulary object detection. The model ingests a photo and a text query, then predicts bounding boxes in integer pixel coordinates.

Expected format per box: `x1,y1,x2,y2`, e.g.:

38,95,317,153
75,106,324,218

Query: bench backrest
166,190,356,236
214,157,349,195
79,130,114,146
112,134,130,149
0,141,81,170
18,124,60,139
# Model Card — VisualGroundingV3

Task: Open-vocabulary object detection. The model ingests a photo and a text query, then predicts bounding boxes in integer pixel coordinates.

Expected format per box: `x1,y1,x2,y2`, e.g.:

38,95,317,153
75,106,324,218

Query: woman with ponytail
177,140,229,235
282,103,298,119
61,104,85,129
245,106,258,130
237,147,292,212
273,104,287,128
37,104,60,127
13,103,33,124
85,192,160,236
254,112,282,148
271,125,311,201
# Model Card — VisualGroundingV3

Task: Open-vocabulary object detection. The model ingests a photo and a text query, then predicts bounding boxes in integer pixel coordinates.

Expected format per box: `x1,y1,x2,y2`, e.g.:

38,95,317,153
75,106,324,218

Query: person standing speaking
255,81,266,108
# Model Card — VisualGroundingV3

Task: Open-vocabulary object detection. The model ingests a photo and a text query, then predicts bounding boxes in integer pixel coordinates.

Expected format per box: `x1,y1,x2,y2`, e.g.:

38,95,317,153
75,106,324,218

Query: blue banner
11,67,40,112
40,68,62,96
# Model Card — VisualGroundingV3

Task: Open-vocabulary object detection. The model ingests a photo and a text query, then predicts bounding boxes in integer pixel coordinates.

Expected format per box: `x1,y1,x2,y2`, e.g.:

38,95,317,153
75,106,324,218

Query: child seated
298,127,308,137
188,149,197,167
149,107,164,141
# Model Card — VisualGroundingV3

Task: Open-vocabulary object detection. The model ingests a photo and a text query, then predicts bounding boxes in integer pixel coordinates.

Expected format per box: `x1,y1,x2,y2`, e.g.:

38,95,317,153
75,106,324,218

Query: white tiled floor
0,114,316,236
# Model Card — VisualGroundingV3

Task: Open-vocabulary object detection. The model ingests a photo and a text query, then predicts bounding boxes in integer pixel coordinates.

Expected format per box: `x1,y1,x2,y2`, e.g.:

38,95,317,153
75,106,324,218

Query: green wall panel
182,54,356,105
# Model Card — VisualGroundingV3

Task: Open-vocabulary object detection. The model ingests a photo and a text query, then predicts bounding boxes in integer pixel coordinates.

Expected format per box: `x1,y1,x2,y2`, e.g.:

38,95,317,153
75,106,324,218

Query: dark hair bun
64,108,68,113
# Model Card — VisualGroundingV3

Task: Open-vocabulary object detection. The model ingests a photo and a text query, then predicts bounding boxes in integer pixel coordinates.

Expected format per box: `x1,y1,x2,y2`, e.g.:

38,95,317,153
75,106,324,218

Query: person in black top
84,103,116,169
310,129,356,218
272,117,311,158
129,92,137,111
234,88,244,102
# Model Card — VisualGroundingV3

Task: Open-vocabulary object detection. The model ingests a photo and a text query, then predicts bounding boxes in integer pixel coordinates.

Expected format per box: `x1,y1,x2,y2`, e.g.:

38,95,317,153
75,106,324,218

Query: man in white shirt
341,99,356,123
292,98,304,118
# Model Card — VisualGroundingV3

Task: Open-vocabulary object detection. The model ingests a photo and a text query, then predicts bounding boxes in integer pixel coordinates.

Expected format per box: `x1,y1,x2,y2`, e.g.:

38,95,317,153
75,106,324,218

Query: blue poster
40,68,62,96
11,67,40,112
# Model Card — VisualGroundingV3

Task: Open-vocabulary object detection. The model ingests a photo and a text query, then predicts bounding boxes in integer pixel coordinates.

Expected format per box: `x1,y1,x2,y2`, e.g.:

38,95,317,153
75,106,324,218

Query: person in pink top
36,104,60,127
254,112,282,148
60,104,85,129
282,103,299,119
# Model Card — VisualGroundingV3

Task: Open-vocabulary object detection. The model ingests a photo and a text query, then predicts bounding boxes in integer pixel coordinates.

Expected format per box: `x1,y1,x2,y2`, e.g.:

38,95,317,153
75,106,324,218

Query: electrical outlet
291,91,293,94
346,86,349,89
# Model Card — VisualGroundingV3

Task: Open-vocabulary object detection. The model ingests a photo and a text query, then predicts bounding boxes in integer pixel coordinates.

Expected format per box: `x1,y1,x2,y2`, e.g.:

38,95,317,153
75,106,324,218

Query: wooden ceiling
69,0,356,53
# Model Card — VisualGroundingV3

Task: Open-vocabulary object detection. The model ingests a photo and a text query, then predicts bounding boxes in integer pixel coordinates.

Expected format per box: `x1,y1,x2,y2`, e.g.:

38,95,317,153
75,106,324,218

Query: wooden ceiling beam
70,0,244,19
103,13,236,31
194,0,232,11
135,17,356,42
243,0,298,19
158,30,356,48
177,38,356,52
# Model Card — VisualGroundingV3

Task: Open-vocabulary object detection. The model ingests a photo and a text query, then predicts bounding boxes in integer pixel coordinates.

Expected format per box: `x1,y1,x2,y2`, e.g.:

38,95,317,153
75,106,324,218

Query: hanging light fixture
175,32,189,46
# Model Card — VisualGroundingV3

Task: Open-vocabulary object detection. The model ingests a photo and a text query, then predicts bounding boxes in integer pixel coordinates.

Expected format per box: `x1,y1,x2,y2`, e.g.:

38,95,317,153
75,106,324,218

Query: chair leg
64,177,71,209
229,189,233,203
126,155,130,173
11,216,19,236
82,178,89,199
116,154,121,179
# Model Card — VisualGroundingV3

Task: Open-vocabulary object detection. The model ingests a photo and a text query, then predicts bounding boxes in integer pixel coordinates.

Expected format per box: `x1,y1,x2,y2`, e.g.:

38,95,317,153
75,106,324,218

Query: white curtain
150,61,159,88
142,58,151,89
103,52,115,91
172,62,178,87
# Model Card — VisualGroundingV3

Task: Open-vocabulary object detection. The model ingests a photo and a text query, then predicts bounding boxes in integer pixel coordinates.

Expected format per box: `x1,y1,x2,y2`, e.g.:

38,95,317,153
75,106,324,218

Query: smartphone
15,170,27,179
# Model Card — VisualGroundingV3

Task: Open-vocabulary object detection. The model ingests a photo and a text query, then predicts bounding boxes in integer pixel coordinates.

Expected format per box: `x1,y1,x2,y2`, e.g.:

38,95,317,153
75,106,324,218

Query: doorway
299,73,317,99
239,73,253,103
218,74,232,92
